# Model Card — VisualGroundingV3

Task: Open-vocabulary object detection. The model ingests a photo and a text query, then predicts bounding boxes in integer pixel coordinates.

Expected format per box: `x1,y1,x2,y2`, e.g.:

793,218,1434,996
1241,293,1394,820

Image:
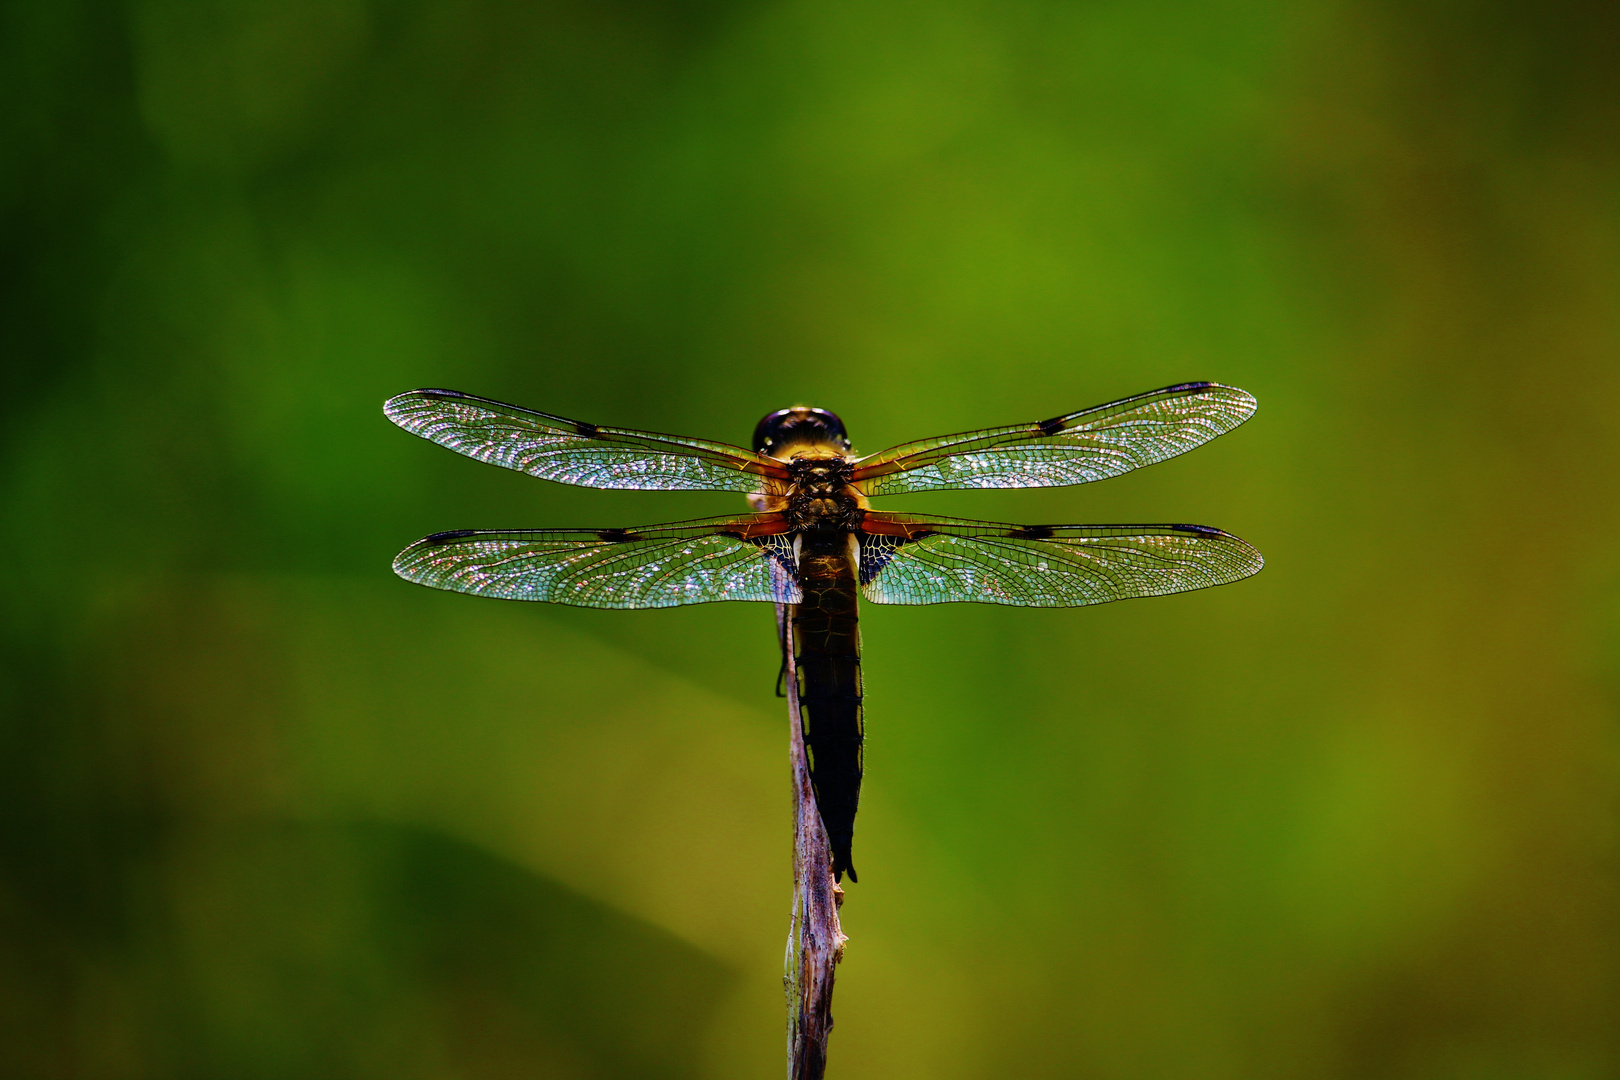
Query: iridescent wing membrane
394,516,800,608
851,382,1255,495
386,389,787,492
859,515,1262,606
387,383,1261,607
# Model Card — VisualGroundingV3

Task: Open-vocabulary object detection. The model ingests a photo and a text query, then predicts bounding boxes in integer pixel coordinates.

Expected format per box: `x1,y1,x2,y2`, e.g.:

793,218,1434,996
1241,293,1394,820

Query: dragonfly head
753,406,852,456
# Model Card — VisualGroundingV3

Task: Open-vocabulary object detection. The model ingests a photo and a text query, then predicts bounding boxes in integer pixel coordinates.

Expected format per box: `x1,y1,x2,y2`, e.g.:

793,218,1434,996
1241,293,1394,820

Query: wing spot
596,528,642,542
1011,525,1055,540
425,529,478,544
1036,416,1066,435
575,420,600,437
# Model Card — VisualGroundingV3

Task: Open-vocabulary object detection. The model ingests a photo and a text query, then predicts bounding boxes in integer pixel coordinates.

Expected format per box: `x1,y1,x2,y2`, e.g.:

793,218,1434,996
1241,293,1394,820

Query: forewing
386,389,788,493
852,383,1256,495
859,513,1262,606
394,515,801,608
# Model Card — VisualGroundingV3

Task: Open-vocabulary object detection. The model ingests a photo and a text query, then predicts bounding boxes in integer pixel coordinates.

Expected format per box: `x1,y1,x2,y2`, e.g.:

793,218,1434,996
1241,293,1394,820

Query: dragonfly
385,382,1263,882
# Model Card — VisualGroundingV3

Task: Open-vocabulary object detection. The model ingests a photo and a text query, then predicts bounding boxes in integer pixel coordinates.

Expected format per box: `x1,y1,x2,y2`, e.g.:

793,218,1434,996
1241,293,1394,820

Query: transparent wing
851,383,1256,496
858,513,1262,606
386,389,789,493
394,515,801,608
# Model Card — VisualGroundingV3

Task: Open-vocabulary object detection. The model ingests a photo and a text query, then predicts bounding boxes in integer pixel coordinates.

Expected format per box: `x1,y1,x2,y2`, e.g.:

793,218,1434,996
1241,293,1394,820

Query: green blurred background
4,0,1618,1077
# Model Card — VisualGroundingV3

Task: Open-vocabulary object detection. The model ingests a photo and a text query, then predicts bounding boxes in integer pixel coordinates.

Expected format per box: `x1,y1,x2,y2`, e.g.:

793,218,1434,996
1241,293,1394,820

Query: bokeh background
4,1,1618,1077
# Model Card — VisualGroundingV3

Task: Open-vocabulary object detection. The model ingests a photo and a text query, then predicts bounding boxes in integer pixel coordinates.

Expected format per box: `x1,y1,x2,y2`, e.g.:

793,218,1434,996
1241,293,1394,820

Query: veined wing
858,512,1262,606
394,515,801,608
386,389,789,493
851,383,1256,496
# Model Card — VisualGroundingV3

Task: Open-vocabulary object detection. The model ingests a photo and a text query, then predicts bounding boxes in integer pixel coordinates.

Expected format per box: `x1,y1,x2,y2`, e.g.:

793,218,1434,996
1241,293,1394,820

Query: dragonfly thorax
786,454,852,494
784,454,863,532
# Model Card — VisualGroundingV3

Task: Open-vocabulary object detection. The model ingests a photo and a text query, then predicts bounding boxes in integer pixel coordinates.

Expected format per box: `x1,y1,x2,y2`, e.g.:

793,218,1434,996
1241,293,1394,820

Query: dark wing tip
384,388,471,425
383,390,597,436
1166,381,1257,408
1169,523,1266,576
1158,381,1257,402
385,388,468,407
393,529,486,584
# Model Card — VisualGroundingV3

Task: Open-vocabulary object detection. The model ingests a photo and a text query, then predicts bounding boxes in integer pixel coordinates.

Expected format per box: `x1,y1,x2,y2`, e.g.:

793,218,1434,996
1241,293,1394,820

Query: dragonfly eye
753,406,852,454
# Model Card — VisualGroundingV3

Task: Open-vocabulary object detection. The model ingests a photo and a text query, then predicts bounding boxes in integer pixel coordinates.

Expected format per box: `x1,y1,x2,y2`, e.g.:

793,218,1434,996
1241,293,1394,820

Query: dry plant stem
778,602,847,1080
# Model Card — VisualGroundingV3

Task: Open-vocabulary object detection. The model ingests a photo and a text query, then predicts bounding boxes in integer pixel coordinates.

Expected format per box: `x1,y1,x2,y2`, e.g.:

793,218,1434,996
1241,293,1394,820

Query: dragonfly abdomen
793,531,863,883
